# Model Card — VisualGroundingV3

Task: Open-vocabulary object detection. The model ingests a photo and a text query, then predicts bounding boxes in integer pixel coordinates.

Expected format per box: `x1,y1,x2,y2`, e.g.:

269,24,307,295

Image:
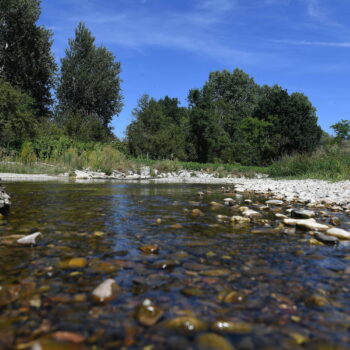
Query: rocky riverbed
0,182,350,349
2,168,350,207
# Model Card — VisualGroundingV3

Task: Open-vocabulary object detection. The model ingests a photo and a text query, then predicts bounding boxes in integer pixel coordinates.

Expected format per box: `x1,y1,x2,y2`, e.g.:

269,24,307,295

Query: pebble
17,232,42,246
224,198,235,206
230,216,250,224
326,228,350,240
135,299,164,326
211,320,252,334
92,279,120,304
139,244,159,254
162,317,207,335
266,200,284,206
291,209,316,219
314,232,339,245
192,209,204,217
283,218,329,231
195,333,235,350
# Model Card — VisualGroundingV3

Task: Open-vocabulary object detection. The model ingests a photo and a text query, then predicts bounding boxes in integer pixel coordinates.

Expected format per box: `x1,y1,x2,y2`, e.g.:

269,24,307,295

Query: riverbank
1,170,350,207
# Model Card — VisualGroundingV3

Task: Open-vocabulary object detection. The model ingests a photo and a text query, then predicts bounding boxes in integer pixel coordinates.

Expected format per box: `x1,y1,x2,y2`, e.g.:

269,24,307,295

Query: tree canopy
127,68,322,165
0,0,56,117
57,23,123,141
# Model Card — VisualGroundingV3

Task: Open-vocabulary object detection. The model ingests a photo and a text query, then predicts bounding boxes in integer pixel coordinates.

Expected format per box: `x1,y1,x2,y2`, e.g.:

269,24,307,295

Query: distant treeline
0,0,333,167
127,70,322,165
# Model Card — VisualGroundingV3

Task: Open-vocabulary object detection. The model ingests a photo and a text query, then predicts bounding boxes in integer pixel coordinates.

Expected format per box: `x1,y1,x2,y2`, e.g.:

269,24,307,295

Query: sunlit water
0,182,349,349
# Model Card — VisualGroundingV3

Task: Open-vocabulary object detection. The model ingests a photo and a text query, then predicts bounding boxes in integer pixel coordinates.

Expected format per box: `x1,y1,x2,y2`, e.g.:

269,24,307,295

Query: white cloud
273,39,350,48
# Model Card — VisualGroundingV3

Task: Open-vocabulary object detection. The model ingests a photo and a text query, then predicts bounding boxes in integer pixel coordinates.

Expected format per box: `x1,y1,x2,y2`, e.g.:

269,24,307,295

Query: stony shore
1,169,349,206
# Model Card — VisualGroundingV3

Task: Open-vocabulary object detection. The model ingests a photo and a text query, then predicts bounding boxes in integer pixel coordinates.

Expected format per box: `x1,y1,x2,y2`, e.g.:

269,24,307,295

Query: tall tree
254,85,322,159
127,95,189,160
0,0,56,117
331,119,350,141
57,23,123,140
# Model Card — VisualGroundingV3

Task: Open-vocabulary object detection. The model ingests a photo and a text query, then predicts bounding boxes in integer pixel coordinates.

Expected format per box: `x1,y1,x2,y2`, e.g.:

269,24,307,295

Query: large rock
0,183,11,215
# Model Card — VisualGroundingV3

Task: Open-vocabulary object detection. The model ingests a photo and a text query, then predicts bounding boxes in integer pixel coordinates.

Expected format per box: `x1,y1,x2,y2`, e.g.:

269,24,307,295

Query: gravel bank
1,171,349,206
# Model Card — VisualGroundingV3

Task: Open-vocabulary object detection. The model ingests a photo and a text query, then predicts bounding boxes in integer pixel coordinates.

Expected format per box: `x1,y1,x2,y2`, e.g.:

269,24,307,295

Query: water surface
0,182,349,349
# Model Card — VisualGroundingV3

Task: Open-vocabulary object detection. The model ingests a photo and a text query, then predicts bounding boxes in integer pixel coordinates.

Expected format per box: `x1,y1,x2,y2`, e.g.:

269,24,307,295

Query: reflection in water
0,182,349,349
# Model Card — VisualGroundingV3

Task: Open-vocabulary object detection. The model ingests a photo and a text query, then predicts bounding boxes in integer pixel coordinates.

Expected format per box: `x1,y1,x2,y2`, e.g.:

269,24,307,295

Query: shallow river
0,182,349,350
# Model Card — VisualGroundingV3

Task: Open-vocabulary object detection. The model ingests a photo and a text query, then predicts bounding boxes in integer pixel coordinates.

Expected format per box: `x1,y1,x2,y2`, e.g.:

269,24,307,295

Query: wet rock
90,261,119,273
329,216,341,226
304,294,329,307
218,290,246,303
195,333,235,350
200,269,231,277
91,279,120,304
291,209,315,219
224,198,235,206
17,232,42,246
151,259,179,270
230,216,250,224
239,207,262,218
314,232,339,245
217,215,229,223
192,209,204,217
326,228,350,240
211,320,252,334
161,316,207,335
139,244,159,254
171,223,183,229
0,284,21,306
266,200,284,206
210,201,224,209
283,218,329,231
135,299,164,326
60,258,88,269
51,331,86,343
275,213,287,219
0,184,11,215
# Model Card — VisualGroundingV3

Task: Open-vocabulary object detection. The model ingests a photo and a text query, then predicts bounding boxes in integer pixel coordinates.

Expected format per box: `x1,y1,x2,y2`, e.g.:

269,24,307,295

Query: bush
268,144,350,180
19,142,37,164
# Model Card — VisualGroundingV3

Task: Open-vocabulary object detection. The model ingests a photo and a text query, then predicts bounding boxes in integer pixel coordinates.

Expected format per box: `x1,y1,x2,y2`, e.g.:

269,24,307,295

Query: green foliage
127,95,189,160
0,0,56,117
331,119,350,141
0,79,37,148
233,117,274,165
268,143,350,181
57,23,123,140
19,141,36,164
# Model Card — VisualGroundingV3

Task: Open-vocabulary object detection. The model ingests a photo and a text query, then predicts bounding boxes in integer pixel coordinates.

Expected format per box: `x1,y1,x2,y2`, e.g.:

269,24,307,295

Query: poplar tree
57,23,123,140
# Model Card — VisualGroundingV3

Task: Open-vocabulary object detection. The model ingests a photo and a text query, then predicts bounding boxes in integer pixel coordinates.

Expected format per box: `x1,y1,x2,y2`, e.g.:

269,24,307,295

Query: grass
267,143,350,181
2,141,350,181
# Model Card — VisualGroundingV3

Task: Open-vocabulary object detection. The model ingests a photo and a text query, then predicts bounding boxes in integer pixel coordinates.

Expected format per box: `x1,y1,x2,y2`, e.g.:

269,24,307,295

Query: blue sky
39,0,350,139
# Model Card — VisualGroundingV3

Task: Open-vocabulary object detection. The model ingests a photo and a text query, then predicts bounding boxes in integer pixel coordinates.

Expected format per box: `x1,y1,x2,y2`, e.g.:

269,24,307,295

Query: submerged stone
161,316,207,335
326,228,350,240
139,244,159,254
314,232,339,245
91,279,120,304
195,333,235,350
291,209,316,219
136,299,164,326
211,320,252,334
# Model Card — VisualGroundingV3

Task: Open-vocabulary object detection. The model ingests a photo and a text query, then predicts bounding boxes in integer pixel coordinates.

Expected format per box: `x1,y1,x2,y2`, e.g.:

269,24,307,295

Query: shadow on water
0,182,349,349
